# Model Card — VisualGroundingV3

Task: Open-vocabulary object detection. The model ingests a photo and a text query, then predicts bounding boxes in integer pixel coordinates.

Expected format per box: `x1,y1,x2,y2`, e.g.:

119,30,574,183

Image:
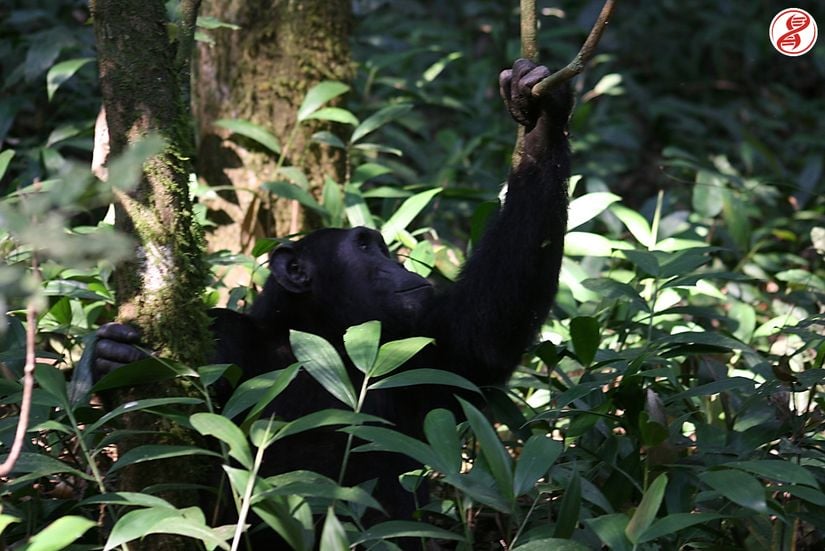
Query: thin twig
532,0,616,96
0,259,39,477
520,0,538,62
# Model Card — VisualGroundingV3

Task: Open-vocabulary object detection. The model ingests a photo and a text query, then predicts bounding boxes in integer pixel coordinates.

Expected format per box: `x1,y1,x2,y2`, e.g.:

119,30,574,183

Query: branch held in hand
532,0,616,97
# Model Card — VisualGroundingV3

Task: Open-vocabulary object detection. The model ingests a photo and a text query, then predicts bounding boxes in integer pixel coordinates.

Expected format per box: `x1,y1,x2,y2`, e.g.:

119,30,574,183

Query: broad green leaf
91,357,197,392
223,369,288,419
191,412,253,469
423,409,461,474
421,51,463,82
658,331,746,352
320,508,348,551
567,192,620,230
585,513,631,551
81,492,174,509
351,163,392,186
582,278,648,311
262,181,327,215
0,150,14,180
368,368,480,394
345,426,442,471
727,460,818,488
34,364,69,409
351,520,464,545
290,330,357,409
459,397,514,503
406,239,435,277
0,514,20,535
570,316,600,366
275,409,387,441
46,57,94,101
109,445,220,473
721,188,750,251
297,81,349,121
666,376,754,402
623,249,660,276
262,471,383,512
244,363,301,423
612,205,653,248
351,104,412,144
344,320,381,373
700,469,767,512
625,474,667,543
304,107,358,125
104,507,229,551
312,130,346,149
553,471,581,538
565,231,613,257
27,516,95,551
370,337,433,377
784,485,825,506
3,452,94,481
513,436,562,496
729,302,756,342
87,397,202,434
380,188,442,244
692,170,724,218
514,540,589,551
638,512,724,543
215,118,281,155
344,183,374,228
276,166,309,188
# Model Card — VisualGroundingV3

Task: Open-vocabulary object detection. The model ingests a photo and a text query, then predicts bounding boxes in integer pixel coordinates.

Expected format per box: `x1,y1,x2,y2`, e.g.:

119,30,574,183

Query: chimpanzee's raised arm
428,59,573,386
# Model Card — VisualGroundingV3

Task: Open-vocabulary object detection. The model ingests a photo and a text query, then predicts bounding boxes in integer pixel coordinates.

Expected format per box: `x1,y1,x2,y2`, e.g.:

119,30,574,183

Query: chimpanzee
95,58,572,531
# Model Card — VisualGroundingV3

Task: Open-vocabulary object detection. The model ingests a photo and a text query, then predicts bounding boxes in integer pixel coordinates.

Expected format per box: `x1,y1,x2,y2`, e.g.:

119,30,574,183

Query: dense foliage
1,0,824,549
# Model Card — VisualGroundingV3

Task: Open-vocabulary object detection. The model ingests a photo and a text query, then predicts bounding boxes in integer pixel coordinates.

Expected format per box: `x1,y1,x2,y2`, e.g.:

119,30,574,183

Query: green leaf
351,163,392,186
570,316,599,366
109,445,220,473
612,205,653,248
638,512,724,543
424,409,461,474
297,81,350,121
191,412,253,469
275,409,387,441
700,469,767,512
304,107,358,126
625,474,667,543
692,170,724,218
351,104,413,144
459,397,514,504
26,515,96,551
623,249,660,276
223,369,288,419
585,513,631,551
368,368,480,394
262,181,327,215
320,508,349,551
0,514,20,535
380,188,442,244
290,330,357,409
0,150,14,181
86,397,202,434
245,363,301,423
565,231,613,257
370,337,434,377
81,492,174,509
726,460,818,488
311,131,346,149
513,436,562,496
46,57,94,101
351,520,464,544
262,471,383,512
104,507,229,551
344,320,381,374
514,540,589,551
666,376,754,402
657,331,746,352
567,192,620,230
91,357,197,392
34,364,69,409
215,118,281,155
196,16,241,30
345,426,442,471
553,471,581,538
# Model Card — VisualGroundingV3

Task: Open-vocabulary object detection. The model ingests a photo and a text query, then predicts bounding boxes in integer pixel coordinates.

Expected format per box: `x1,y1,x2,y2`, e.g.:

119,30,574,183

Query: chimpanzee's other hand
499,59,573,133
94,323,147,381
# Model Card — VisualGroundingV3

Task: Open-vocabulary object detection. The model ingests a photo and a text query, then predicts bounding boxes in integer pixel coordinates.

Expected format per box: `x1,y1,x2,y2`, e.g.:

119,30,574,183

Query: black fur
95,59,572,533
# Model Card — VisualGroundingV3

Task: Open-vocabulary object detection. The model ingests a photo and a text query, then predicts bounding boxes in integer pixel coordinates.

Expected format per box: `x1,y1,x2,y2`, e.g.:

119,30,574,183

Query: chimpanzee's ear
270,245,311,293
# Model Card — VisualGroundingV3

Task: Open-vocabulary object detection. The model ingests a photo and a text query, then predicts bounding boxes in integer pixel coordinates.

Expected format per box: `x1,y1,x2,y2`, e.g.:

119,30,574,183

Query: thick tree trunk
90,1,210,548
194,0,352,253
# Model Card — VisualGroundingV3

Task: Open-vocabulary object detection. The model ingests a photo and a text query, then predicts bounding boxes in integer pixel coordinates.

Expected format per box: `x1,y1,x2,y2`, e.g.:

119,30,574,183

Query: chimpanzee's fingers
499,69,513,104
519,65,551,94
97,322,141,343
96,338,147,364
93,358,123,381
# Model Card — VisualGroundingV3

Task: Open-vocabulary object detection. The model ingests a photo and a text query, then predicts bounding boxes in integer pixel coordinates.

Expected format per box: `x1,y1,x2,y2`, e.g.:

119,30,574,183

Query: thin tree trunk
194,0,352,254
90,1,211,548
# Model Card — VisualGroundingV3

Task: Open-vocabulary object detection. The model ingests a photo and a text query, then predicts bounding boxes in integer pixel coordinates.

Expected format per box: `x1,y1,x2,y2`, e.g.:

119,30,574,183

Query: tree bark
194,0,352,254
90,1,210,548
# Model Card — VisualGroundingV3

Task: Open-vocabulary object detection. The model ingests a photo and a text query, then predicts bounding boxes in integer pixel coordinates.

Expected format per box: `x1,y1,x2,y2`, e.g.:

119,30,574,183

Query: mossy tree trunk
194,0,352,254
90,1,211,548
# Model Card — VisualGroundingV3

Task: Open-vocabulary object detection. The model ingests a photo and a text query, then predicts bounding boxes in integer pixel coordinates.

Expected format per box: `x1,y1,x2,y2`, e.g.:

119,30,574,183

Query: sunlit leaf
215,118,281,155
27,516,96,551
191,412,253,469
290,330,356,409
297,81,350,122
46,57,94,101
625,474,667,543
